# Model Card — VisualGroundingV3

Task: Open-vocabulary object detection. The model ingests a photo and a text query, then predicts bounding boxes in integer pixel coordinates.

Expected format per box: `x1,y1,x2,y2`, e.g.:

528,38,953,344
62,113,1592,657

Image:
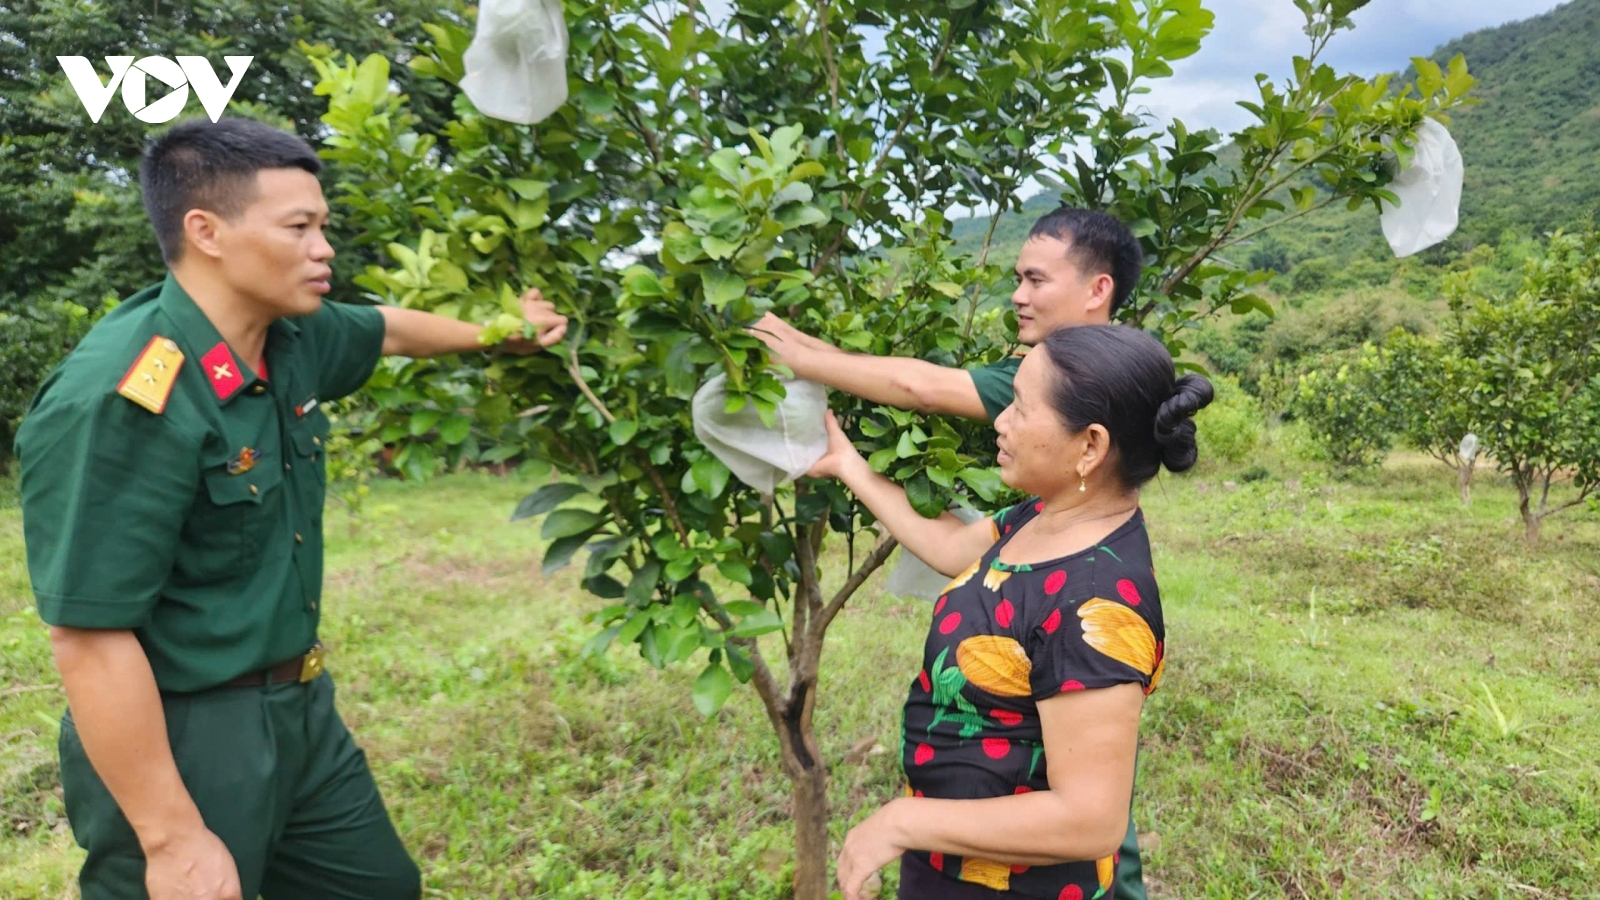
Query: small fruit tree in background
1442,229,1600,543
309,0,1469,893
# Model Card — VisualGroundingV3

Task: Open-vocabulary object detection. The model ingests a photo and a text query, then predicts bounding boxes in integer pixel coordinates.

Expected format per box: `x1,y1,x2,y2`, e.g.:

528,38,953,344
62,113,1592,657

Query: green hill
952,0,1600,272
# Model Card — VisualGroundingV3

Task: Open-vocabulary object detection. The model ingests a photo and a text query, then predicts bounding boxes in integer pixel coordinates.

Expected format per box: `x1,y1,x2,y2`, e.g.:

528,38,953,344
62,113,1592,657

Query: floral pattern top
901,499,1165,900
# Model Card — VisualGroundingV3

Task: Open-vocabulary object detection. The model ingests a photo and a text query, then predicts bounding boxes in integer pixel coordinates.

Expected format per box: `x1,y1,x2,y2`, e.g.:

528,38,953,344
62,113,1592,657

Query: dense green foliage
1289,342,1394,471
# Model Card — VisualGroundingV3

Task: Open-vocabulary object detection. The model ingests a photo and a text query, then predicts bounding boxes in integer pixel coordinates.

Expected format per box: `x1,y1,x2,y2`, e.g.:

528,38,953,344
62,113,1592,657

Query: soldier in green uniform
751,208,1154,900
15,118,568,900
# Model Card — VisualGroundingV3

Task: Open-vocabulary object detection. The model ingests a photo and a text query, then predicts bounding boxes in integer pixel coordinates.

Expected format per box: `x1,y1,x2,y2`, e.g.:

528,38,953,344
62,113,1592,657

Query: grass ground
2,453,1597,899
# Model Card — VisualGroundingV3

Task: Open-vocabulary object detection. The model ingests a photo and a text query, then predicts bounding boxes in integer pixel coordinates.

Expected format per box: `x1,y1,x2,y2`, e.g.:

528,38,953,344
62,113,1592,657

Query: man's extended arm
379,288,568,358
750,313,990,420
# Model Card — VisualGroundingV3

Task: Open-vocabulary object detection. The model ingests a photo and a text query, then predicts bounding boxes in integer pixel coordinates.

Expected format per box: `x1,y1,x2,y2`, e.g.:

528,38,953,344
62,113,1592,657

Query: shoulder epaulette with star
116,336,185,415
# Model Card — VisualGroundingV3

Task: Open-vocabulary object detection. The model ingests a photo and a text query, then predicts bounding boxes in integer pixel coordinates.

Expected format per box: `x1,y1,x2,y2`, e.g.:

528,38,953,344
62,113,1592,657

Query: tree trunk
1518,487,1540,544
775,675,830,900
1458,460,1474,506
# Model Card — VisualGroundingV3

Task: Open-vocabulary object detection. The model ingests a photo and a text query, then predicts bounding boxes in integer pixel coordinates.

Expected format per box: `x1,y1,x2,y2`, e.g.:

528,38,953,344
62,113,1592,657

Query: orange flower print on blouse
960,857,1012,891
956,635,1032,697
1077,597,1159,677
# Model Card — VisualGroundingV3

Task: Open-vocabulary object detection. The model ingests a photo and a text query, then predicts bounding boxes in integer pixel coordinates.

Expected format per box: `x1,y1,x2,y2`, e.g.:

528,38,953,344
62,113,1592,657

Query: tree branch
566,342,617,425
812,534,899,639
637,450,690,545
1219,194,1342,251
731,634,790,735
817,0,846,159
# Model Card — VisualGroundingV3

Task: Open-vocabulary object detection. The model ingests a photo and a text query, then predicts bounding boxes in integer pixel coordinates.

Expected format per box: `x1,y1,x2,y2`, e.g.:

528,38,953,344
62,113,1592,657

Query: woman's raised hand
806,410,863,480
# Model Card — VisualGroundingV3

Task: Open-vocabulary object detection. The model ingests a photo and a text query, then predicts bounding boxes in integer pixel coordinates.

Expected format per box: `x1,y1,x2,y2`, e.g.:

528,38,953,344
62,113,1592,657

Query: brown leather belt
221,645,326,688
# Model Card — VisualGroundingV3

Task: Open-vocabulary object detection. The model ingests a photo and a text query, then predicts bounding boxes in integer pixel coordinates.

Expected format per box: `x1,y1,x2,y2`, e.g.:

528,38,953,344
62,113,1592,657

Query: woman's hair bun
1152,374,1214,473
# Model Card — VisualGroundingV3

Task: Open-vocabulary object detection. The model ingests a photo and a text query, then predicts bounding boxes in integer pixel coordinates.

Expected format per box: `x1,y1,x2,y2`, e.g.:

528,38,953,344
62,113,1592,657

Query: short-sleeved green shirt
969,354,1023,421
16,274,385,692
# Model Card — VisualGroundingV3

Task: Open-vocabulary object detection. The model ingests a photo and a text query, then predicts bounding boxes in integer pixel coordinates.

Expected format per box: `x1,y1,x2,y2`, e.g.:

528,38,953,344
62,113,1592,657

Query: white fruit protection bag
459,0,570,125
691,375,830,495
1379,117,1464,258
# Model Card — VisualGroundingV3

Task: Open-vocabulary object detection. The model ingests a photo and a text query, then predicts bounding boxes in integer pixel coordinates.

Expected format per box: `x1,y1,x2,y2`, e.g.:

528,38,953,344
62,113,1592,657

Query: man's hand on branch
496,288,569,354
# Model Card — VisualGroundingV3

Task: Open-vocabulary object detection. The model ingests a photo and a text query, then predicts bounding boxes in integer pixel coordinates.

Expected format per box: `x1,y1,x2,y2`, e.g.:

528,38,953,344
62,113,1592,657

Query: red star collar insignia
201,342,245,401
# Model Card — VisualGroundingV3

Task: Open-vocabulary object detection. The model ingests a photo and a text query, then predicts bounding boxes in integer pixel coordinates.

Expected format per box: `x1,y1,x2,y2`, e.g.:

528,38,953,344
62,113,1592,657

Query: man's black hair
139,117,321,263
1027,208,1145,314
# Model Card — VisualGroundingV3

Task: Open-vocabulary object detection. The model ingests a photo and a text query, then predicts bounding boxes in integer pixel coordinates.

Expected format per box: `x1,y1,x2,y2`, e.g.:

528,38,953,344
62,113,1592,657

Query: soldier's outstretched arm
379,288,568,358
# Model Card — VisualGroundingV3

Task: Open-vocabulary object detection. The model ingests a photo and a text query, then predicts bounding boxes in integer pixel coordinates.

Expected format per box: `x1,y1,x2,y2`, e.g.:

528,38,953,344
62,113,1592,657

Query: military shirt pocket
287,412,329,487
193,461,284,572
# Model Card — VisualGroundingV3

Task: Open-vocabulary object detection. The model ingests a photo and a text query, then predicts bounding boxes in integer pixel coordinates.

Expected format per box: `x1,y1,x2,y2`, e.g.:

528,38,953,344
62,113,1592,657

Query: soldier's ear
182,209,227,261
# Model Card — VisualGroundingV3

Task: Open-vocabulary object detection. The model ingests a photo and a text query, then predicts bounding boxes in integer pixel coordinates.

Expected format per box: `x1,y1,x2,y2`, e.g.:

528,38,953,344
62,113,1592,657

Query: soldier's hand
144,827,242,900
498,288,569,355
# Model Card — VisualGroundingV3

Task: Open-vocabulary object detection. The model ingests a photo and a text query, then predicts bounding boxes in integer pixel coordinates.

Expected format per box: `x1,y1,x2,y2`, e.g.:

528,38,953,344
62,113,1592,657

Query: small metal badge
227,447,259,475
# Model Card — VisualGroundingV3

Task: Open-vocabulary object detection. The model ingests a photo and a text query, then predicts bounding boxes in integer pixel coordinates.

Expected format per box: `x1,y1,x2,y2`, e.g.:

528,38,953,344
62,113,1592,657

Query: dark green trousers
59,674,419,900
1116,813,1145,900
1115,745,1147,900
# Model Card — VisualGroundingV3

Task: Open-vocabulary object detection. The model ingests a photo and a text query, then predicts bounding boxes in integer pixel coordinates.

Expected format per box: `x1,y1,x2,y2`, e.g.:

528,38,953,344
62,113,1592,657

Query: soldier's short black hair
1027,208,1145,315
139,117,322,263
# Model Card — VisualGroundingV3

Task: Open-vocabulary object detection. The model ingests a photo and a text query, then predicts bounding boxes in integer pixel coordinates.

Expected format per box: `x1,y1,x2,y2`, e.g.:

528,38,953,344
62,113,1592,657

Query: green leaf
626,562,661,606
542,533,590,575
408,409,441,436
896,431,919,459
692,457,732,498
723,600,765,618
729,607,784,638
582,625,621,657
585,574,626,599
777,205,829,229
958,467,1006,502
625,267,666,297
541,509,607,540
702,269,747,308
726,644,755,682
905,471,941,518
609,418,640,445
511,483,589,522
506,179,548,200
692,662,734,716
867,447,899,473
717,560,754,585
438,415,471,445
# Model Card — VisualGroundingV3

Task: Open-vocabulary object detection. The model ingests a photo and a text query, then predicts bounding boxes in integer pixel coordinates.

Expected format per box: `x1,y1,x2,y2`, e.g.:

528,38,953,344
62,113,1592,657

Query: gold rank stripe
116,336,185,415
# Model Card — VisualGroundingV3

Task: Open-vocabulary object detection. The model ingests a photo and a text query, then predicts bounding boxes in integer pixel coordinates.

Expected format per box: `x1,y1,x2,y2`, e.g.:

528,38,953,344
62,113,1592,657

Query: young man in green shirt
16,118,567,900
752,208,1154,900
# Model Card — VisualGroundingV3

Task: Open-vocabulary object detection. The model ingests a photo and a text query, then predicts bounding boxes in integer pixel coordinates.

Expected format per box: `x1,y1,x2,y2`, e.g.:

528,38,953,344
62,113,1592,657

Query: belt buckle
298,645,326,683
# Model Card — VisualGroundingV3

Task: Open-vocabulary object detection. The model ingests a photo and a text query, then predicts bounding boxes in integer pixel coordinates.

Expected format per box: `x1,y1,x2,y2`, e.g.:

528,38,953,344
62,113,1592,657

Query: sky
1144,0,1567,134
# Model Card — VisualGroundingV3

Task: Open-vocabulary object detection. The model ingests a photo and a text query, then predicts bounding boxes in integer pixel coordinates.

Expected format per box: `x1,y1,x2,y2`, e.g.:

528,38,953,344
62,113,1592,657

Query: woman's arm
834,683,1143,900
809,411,998,576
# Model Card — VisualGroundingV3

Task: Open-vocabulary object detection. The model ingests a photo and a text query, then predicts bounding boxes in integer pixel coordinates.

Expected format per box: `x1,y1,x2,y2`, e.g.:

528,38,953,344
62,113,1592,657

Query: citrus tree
1382,330,1481,503
1443,229,1600,543
308,1,1470,894
1291,343,1396,472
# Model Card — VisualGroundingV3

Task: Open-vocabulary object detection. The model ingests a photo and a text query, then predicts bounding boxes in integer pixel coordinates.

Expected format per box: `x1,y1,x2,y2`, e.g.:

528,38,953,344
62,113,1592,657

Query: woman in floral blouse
808,325,1213,900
